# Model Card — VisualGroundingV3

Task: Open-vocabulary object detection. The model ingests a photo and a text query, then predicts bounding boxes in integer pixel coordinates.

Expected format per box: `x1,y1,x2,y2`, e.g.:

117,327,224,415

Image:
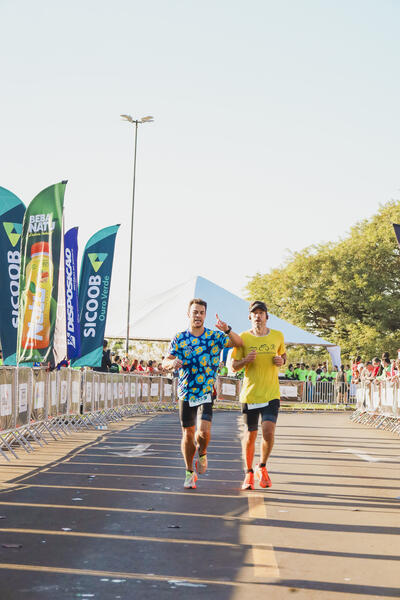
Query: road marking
1,483,243,499
246,495,279,580
107,443,158,458
252,546,279,578
65,461,240,471
74,454,242,462
0,527,244,548
0,563,242,587
25,471,237,483
0,501,252,521
331,448,399,462
247,495,267,518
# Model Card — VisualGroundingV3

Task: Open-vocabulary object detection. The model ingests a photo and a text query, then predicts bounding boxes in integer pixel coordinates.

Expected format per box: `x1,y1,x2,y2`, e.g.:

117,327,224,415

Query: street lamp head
120,114,135,123
140,116,154,123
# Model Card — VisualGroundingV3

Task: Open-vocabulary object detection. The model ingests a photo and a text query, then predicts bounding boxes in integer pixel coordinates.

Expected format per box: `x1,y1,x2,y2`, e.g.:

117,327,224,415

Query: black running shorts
179,399,213,428
241,399,280,431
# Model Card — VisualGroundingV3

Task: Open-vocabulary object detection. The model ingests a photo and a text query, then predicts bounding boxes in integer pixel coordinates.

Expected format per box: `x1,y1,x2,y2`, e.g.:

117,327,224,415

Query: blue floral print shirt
168,328,230,402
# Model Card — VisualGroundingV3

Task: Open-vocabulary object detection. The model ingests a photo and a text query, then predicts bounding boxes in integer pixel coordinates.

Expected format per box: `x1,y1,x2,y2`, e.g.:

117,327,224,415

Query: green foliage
246,201,400,361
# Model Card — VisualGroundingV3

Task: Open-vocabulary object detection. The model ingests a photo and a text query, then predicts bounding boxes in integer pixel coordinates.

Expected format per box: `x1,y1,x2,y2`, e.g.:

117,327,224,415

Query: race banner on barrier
64,227,81,360
17,182,66,364
0,187,25,365
72,224,119,368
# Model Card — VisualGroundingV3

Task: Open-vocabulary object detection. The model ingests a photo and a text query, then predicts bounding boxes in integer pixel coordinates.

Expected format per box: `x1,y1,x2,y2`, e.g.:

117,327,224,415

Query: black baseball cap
249,300,268,313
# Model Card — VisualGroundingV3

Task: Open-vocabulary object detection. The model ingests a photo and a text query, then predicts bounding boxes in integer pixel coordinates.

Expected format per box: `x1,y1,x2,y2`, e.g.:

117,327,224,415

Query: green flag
17,182,66,364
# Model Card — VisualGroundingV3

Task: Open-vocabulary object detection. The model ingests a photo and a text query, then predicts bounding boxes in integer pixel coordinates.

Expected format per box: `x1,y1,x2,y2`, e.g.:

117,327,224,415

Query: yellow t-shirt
232,329,285,404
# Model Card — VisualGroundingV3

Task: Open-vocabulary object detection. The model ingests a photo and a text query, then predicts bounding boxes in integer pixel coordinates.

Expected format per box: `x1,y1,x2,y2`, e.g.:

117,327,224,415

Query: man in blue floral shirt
163,298,243,489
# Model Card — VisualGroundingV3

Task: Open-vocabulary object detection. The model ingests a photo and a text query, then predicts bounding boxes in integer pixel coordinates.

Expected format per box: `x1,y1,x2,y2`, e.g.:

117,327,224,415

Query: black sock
259,463,266,468
246,468,254,474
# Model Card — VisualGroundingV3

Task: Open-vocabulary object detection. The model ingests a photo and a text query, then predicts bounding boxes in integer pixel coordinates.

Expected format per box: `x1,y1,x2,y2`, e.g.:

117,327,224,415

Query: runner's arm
215,314,243,348
231,350,256,372
162,354,182,371
225,330,243,349
273,353,287,366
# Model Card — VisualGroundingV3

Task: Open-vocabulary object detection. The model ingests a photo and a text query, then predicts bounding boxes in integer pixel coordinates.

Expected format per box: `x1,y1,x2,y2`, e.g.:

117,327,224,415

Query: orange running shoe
241,471,255,490
255,464,271,488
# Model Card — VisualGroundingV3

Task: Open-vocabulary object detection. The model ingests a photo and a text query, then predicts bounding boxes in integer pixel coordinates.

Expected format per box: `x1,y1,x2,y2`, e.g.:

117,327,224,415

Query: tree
246,201,400,359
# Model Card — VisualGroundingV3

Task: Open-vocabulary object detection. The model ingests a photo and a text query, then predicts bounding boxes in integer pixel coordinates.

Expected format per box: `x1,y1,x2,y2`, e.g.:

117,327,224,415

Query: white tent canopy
109,277,339,358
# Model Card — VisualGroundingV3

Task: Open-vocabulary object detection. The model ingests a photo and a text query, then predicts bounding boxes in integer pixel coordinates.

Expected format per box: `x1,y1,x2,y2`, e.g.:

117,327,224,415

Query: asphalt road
0,410,399,599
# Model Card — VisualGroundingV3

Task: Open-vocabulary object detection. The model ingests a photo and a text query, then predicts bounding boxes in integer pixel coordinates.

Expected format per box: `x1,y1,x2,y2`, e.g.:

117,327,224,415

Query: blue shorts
241,399,280,431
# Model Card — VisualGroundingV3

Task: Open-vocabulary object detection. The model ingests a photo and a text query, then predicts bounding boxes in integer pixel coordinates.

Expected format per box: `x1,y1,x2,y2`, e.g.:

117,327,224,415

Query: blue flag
0,187,26,365
72,225,119,367
64,227,81,360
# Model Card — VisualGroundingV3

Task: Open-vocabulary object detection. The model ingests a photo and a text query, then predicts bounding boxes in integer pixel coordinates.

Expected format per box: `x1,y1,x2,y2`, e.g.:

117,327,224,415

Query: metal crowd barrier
215,376,356,408
351,379,400,434
0,367,178,462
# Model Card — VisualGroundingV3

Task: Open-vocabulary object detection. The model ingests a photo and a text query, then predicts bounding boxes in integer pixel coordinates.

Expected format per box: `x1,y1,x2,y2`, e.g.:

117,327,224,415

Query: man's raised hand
215,313,229,333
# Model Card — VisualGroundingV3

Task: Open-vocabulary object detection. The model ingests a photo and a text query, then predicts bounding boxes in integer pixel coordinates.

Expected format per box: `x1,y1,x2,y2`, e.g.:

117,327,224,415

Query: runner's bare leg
243,430,258,470
260,421,276,464
182,425,196,470
195,419,211,455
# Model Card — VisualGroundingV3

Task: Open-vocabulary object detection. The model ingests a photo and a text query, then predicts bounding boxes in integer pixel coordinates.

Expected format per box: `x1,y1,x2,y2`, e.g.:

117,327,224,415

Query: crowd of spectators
283,352,399,385
92,340,165,374
283,362,352,384
349,353,400,384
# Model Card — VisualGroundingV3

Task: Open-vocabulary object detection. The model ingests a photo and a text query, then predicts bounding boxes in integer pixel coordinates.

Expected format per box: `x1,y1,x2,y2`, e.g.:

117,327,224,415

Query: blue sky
1,0,399,335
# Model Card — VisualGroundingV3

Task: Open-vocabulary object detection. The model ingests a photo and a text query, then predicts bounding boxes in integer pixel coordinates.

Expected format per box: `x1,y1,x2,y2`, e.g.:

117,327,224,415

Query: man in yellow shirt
232,301,286,490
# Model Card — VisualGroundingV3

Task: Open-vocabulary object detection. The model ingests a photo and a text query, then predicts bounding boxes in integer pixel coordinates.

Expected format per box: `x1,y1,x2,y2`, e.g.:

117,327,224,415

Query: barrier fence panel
128,374,137,404
31,368,48,422
216,377,241,404
48,370,59,418
149,377,161,407
112,374,119,407
161,377,174,409
98,373,107,411
58,368,70,416
141,376,150,404
123,375,130,406
351,379,400,434
133,375,141,405
93,373,100,412
70,369,82,415
117,374,125,407
83,370,95,414
0,367,15,431
279,381,302,402
15,368,31,430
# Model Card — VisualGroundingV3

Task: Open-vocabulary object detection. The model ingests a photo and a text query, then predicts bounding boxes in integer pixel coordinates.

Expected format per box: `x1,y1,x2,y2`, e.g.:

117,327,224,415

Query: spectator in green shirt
331,366,339,382
298,363,308,382
319,367,330,382
285,364,295,379
218,361,228,377
307,365,317,384
110,355,122,373
293,363,301,380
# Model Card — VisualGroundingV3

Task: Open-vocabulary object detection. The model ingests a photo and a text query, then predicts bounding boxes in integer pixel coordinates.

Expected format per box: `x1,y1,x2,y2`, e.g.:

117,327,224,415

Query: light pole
121,114,154,356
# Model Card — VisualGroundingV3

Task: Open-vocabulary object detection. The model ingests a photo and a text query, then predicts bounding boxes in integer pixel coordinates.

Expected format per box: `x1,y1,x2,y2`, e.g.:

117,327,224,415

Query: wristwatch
225,326,232,335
